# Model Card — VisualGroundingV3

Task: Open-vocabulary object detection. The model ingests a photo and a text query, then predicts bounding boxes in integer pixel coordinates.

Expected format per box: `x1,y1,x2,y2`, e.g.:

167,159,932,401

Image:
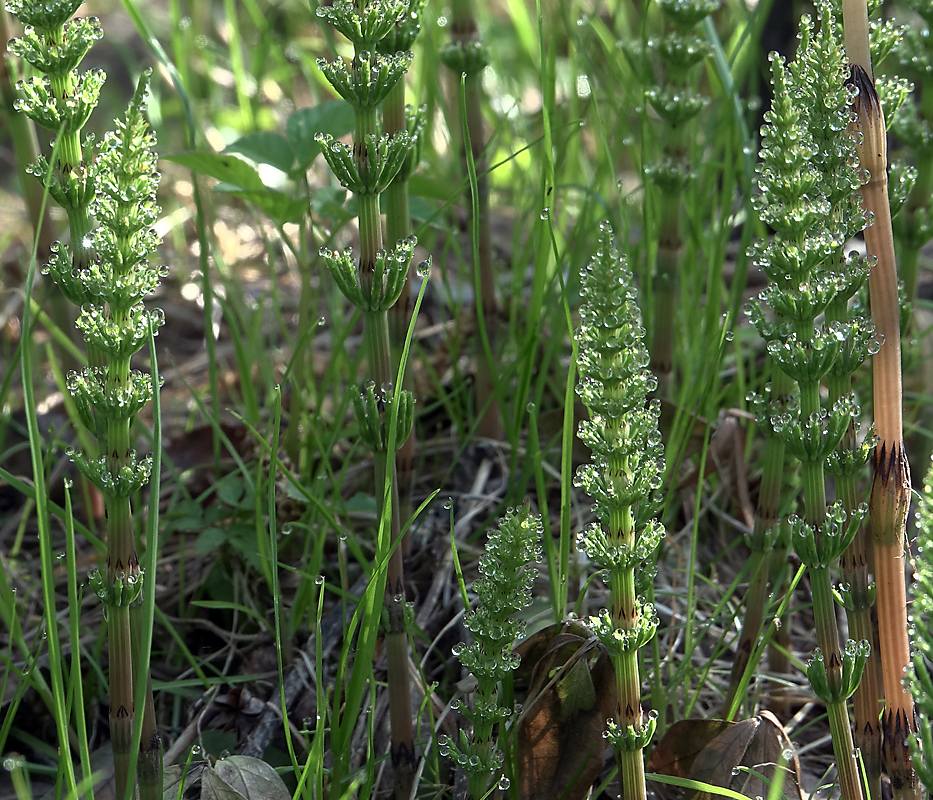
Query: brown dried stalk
843,4,920,793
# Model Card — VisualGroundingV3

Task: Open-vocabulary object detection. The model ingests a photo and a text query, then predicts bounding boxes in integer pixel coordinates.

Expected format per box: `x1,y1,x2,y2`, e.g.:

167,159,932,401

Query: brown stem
848,58,921,800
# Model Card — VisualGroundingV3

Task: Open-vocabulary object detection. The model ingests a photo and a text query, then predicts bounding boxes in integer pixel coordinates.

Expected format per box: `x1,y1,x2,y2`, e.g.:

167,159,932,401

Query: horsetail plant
0,4,53,262
891,0,933,312
7,0,105,386
440,502,542,799
574,223,665,800
441,1,500,439
744,9,875,799
315,1,423,795
803,8,885,791
909,456,933,792
378,0,427,544
843,3,922,795
720,41,809,712
634,0,717,394
7,2,165,797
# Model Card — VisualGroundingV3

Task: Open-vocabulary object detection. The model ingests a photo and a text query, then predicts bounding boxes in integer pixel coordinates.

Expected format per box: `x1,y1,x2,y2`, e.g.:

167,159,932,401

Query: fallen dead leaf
647,711,802,800
516,622,617,800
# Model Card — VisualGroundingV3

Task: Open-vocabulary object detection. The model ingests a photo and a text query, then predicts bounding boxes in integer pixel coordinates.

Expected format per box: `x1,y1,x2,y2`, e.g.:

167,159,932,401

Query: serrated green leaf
167,498,204,530
284,475,310,502
215,473,247,506
202,767,246,800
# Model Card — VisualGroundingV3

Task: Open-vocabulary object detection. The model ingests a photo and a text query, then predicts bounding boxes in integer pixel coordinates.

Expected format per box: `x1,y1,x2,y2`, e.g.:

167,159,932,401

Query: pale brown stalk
843,14,920,791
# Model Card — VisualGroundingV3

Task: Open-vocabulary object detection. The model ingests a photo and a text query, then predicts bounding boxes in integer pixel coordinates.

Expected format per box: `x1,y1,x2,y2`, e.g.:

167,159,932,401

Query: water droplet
2,755,23,771
498,776,511,790
539,207,550,221
315,575,325,586
443,498,453,510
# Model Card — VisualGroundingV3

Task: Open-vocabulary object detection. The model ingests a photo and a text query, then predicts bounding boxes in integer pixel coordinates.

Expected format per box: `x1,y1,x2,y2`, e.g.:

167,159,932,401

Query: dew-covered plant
7,1,165,796
379,0,427,539
624,0,717,394
908,456,933,792
892,0,933,311
440,502,542,800
742,8,880,799
573,223,664,800
315,1,425,795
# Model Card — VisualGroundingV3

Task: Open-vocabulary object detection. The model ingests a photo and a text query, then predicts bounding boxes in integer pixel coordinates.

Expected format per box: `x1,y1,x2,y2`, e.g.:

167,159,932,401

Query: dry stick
842,7,921,794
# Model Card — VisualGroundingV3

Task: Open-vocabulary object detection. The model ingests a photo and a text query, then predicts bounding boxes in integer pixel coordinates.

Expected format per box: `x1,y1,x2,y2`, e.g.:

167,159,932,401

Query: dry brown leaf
647,719,734,778
516,622,617,800
648,712,802,800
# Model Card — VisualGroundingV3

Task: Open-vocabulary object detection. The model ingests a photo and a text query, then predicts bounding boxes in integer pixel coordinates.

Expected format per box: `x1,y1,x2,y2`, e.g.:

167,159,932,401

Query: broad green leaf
225,131,296,174
215,472,247,506
345,492,378,514
409,173,460,202
287,100,355,169
165,152,265,191
196,527,226,554
219,188,308,225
